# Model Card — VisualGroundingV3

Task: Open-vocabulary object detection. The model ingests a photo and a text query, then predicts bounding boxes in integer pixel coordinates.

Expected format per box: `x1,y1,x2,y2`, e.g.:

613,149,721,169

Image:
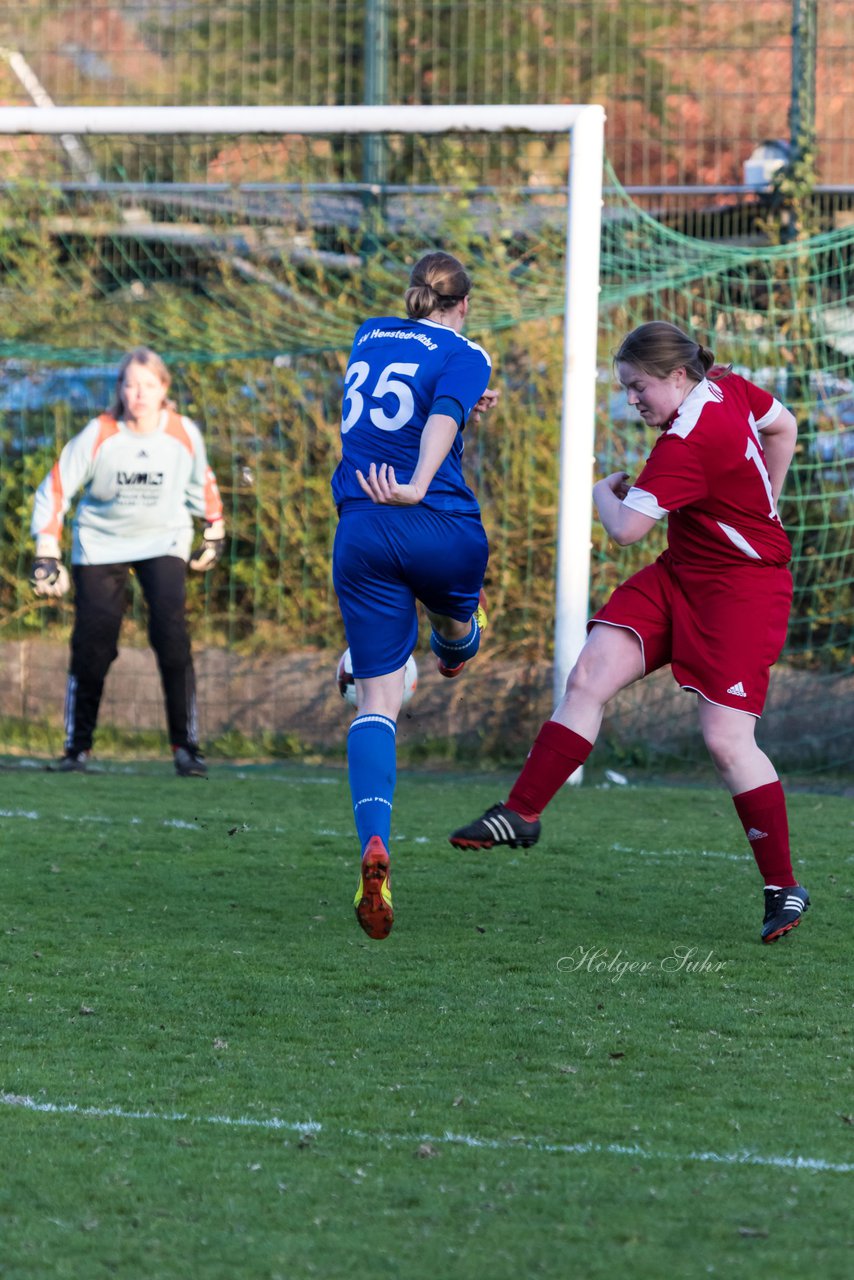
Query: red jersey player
450,321,808,945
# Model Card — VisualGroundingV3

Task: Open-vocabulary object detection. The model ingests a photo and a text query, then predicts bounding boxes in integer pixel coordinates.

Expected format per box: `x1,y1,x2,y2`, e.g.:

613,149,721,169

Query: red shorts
589,552,792,716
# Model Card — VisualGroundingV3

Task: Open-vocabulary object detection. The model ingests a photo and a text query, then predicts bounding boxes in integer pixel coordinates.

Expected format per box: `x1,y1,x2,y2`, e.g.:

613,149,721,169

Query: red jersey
622,373,792,568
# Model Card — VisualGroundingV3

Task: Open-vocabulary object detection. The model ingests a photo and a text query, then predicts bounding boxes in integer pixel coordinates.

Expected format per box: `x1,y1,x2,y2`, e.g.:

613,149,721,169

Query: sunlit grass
1,762,850,1278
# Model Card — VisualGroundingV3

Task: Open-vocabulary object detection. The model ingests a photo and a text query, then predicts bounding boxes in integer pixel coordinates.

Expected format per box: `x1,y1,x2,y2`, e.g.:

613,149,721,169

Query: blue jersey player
331,252,498,939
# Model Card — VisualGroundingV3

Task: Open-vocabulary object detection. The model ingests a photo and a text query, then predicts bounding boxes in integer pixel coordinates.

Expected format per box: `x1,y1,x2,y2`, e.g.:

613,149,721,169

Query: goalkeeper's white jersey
31,410,223,565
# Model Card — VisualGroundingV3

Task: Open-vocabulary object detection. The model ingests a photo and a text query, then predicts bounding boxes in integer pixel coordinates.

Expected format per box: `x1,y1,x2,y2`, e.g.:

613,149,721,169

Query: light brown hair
109,347,173,419
615,321,728,383
404,252,472,320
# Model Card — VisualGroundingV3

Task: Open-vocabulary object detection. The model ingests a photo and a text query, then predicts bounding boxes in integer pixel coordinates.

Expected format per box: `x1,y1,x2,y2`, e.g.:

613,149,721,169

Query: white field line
0,811,752,854
612,842,752,863
0,809,405,841
0,808,326,836
10,760,340,784
1,808,207,831
233,774,340,784
1,1093,850,1175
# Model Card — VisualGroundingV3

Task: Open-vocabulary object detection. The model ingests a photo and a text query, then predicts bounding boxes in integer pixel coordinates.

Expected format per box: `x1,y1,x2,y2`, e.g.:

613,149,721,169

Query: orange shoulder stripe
164,409,193,456
94,414,121,457
42,462,65,538
204,466,223,521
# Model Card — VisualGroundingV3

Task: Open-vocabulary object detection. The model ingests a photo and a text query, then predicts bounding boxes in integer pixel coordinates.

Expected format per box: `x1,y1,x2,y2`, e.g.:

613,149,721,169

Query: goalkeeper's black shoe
52,750,89,773
449,802,541,850
173,746,208,778
761,884,810,944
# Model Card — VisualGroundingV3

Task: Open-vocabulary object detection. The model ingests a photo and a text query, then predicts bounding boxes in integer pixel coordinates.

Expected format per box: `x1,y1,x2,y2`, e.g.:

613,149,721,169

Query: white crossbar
0,104,598,135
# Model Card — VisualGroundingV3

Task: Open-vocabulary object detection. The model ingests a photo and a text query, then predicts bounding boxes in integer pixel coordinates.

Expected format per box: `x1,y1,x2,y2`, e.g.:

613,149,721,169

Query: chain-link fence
0,2,851,185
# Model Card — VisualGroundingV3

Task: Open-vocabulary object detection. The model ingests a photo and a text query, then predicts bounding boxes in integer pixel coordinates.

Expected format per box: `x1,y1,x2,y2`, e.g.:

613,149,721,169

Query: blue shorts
333,505,489,677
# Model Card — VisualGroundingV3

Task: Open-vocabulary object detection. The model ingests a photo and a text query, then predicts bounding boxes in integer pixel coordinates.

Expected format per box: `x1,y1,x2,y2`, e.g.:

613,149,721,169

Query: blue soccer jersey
331,316,492,512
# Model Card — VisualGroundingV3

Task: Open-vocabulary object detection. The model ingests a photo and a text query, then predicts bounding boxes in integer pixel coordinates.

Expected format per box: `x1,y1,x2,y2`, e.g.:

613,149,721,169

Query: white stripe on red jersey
621,374,791,568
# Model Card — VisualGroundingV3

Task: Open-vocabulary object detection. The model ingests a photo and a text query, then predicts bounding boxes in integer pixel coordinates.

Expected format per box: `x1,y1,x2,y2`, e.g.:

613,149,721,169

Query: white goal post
0,102,605,725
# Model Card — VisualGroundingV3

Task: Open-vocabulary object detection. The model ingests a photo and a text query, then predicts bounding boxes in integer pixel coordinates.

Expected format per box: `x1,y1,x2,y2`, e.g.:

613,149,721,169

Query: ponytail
405,252,471,320
615,323,729,383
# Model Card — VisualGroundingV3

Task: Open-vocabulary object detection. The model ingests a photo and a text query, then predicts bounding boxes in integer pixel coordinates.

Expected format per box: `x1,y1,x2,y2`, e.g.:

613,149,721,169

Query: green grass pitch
1,760,851,1279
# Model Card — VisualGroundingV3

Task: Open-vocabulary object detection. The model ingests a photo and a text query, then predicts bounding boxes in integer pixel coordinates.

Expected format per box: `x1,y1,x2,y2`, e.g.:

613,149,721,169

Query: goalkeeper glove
189,518,226,572
30,536,70,598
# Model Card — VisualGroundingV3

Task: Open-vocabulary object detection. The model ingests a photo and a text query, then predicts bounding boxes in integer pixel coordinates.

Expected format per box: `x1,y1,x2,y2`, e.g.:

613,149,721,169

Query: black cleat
761,884,810,944
51,750,90,773
449,801,541,850
174,746,208,778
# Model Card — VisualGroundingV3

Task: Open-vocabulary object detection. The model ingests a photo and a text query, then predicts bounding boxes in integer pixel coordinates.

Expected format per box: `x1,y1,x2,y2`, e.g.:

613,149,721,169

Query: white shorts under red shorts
589,551,792,716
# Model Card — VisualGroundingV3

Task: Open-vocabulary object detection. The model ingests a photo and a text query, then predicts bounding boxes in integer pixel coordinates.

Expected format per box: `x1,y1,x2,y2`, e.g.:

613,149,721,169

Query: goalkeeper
30,346,225,777
450,321,808,946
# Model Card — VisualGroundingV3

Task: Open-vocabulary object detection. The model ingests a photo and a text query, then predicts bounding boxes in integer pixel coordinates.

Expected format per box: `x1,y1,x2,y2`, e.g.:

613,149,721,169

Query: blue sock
430,617,481,666
347,714,397,853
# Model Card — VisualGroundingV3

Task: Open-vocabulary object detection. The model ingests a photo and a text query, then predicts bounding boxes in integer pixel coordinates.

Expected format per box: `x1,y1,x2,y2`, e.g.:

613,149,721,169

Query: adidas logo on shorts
727,681,747,697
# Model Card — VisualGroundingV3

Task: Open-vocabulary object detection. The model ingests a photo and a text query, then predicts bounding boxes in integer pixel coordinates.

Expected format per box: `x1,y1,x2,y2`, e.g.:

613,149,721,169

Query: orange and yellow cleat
354,836,394,939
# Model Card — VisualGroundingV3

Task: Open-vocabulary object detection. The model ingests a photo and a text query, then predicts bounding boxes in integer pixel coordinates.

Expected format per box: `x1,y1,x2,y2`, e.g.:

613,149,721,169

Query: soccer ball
336,648,418,708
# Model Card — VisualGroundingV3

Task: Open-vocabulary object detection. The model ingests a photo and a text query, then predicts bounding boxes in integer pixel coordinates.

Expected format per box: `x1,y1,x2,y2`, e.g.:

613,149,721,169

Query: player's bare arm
356,413,458,506
758,406,798,504
593,471,658,545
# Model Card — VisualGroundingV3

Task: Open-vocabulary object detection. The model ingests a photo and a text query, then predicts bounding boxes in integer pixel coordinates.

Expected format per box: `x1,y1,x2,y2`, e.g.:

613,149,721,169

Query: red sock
732,781,796,887
507,721,594,821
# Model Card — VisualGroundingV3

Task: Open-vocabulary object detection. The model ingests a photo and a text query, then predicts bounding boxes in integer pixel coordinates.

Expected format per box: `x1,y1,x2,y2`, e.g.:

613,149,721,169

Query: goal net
0,107,851,774
597,176,854,774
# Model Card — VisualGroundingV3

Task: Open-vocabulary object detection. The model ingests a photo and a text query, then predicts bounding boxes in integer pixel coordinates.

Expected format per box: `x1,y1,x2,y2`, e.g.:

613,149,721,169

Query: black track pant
64,557,198,753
